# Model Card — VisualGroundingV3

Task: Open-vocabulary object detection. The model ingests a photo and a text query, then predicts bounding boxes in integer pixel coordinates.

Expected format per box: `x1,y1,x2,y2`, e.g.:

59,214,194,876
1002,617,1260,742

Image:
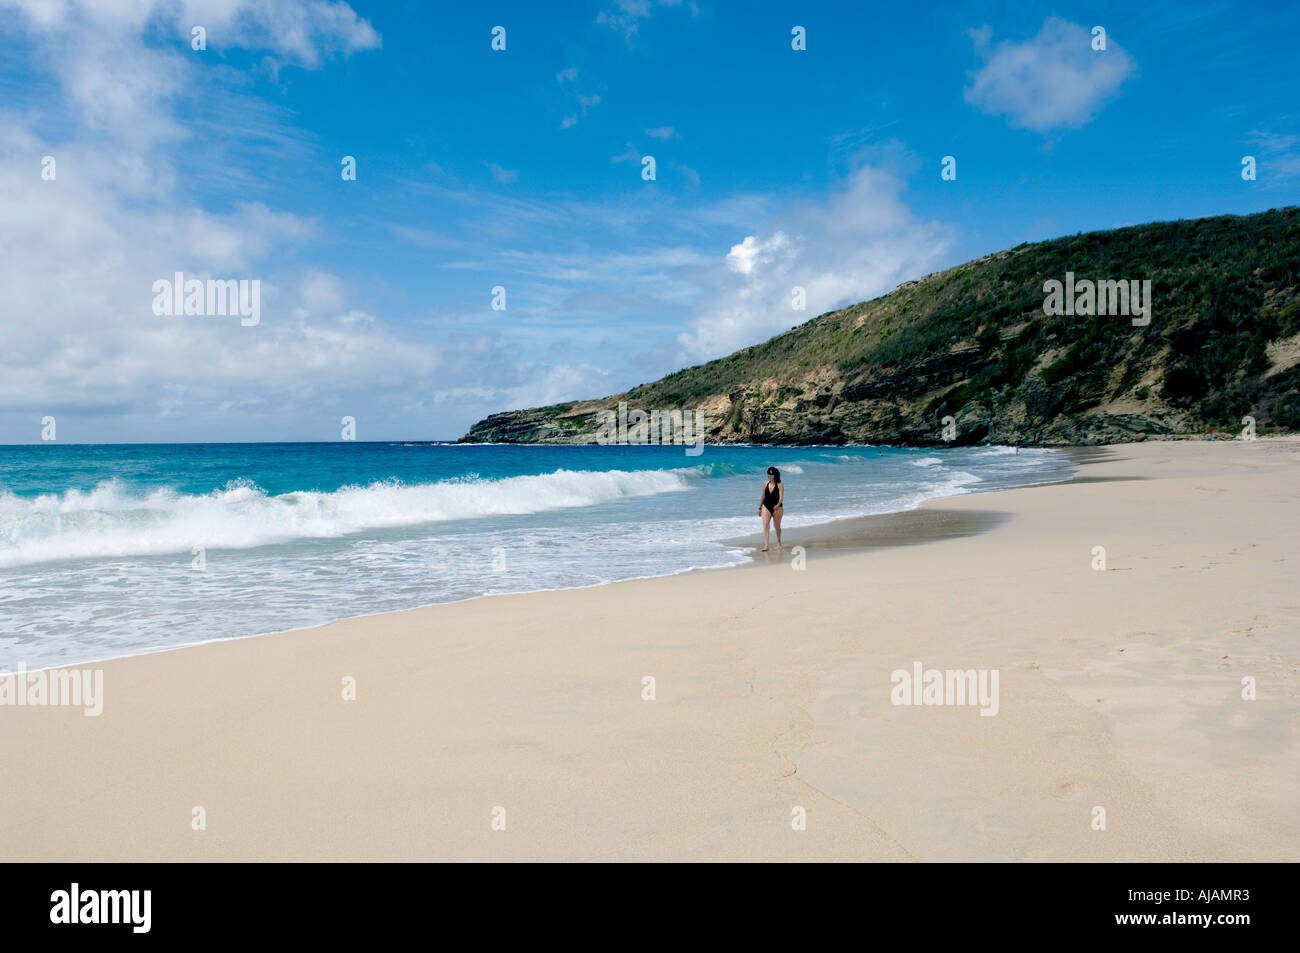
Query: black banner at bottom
6,861,1288,941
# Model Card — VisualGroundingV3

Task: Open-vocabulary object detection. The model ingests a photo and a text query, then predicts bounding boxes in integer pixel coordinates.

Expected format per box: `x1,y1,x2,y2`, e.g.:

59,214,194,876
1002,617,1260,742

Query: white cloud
0,0,380,147
556,82,599,129
504,363,616,409
487,162,518,184
0,1,962,436
597,0,656,39
0,1,459,441
596,0,694,41
646,126,679,140
676,163,951,359
0,121,442,437
964,17,1134,132
726,233,792,276
387,158,951,394
610,142,642,164
299,270,345,313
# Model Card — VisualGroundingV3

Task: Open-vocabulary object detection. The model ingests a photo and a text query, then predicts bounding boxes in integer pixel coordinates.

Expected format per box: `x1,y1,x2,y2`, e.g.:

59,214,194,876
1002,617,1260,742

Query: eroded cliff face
462,208,1300,447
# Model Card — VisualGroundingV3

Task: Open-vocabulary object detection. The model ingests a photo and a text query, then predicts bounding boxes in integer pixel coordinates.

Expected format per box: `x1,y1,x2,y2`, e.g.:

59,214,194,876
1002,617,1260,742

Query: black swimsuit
762,482,782,511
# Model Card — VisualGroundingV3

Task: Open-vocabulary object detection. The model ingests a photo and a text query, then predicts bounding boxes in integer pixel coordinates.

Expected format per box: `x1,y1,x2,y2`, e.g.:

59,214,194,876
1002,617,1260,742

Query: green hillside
463,207,1300,445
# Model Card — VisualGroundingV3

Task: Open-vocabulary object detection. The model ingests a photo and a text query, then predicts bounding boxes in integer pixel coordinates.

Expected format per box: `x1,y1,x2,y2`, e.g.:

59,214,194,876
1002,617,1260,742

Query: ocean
0,442,1075,671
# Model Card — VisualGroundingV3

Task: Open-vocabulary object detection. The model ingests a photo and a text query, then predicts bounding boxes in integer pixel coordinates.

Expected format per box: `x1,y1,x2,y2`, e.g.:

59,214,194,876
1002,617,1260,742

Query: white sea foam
0,468,694,568
1,446,1070,672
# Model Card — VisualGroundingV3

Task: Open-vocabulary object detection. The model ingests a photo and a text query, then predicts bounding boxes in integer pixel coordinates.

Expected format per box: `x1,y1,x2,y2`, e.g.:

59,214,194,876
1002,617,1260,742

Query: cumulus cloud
0,123,443,439
0,1,464,441
725,233,793,276
1,0,379,146
298,270,345,314
676,163,951,359
964,18,1134,132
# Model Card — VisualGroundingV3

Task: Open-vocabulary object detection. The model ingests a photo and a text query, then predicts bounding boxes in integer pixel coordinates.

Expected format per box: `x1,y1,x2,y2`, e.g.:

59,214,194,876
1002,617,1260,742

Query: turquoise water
0,442,1073,670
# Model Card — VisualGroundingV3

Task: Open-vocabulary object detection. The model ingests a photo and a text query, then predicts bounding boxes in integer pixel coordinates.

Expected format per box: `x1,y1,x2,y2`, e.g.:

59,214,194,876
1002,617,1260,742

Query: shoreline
723,446,1103,558
3,445,1082,675
3,437,1297,860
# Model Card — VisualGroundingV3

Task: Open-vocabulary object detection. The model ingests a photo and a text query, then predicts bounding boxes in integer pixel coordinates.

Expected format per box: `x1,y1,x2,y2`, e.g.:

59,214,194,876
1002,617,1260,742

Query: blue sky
1,0,1296,442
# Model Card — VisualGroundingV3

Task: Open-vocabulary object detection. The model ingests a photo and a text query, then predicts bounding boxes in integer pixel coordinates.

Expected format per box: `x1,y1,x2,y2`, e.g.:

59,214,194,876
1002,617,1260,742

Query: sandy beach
2,438,1297,862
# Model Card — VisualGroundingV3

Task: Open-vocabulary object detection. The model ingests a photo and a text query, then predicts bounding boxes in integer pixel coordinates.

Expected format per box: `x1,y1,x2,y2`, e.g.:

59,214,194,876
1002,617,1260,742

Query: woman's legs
761,506,771,550
773,506,783,550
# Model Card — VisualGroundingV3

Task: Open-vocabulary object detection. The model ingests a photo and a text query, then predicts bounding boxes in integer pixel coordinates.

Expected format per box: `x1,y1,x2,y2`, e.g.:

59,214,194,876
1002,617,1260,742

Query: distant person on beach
759,466,784,552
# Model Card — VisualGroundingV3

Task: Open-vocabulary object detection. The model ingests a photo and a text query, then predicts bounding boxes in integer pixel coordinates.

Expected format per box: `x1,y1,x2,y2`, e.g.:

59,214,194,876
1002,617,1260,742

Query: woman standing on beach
759,466,784,552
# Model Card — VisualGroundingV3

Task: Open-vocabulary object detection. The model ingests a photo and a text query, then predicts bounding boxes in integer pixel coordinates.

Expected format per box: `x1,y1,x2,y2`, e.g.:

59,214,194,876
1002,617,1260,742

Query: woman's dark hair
767,466,781,484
